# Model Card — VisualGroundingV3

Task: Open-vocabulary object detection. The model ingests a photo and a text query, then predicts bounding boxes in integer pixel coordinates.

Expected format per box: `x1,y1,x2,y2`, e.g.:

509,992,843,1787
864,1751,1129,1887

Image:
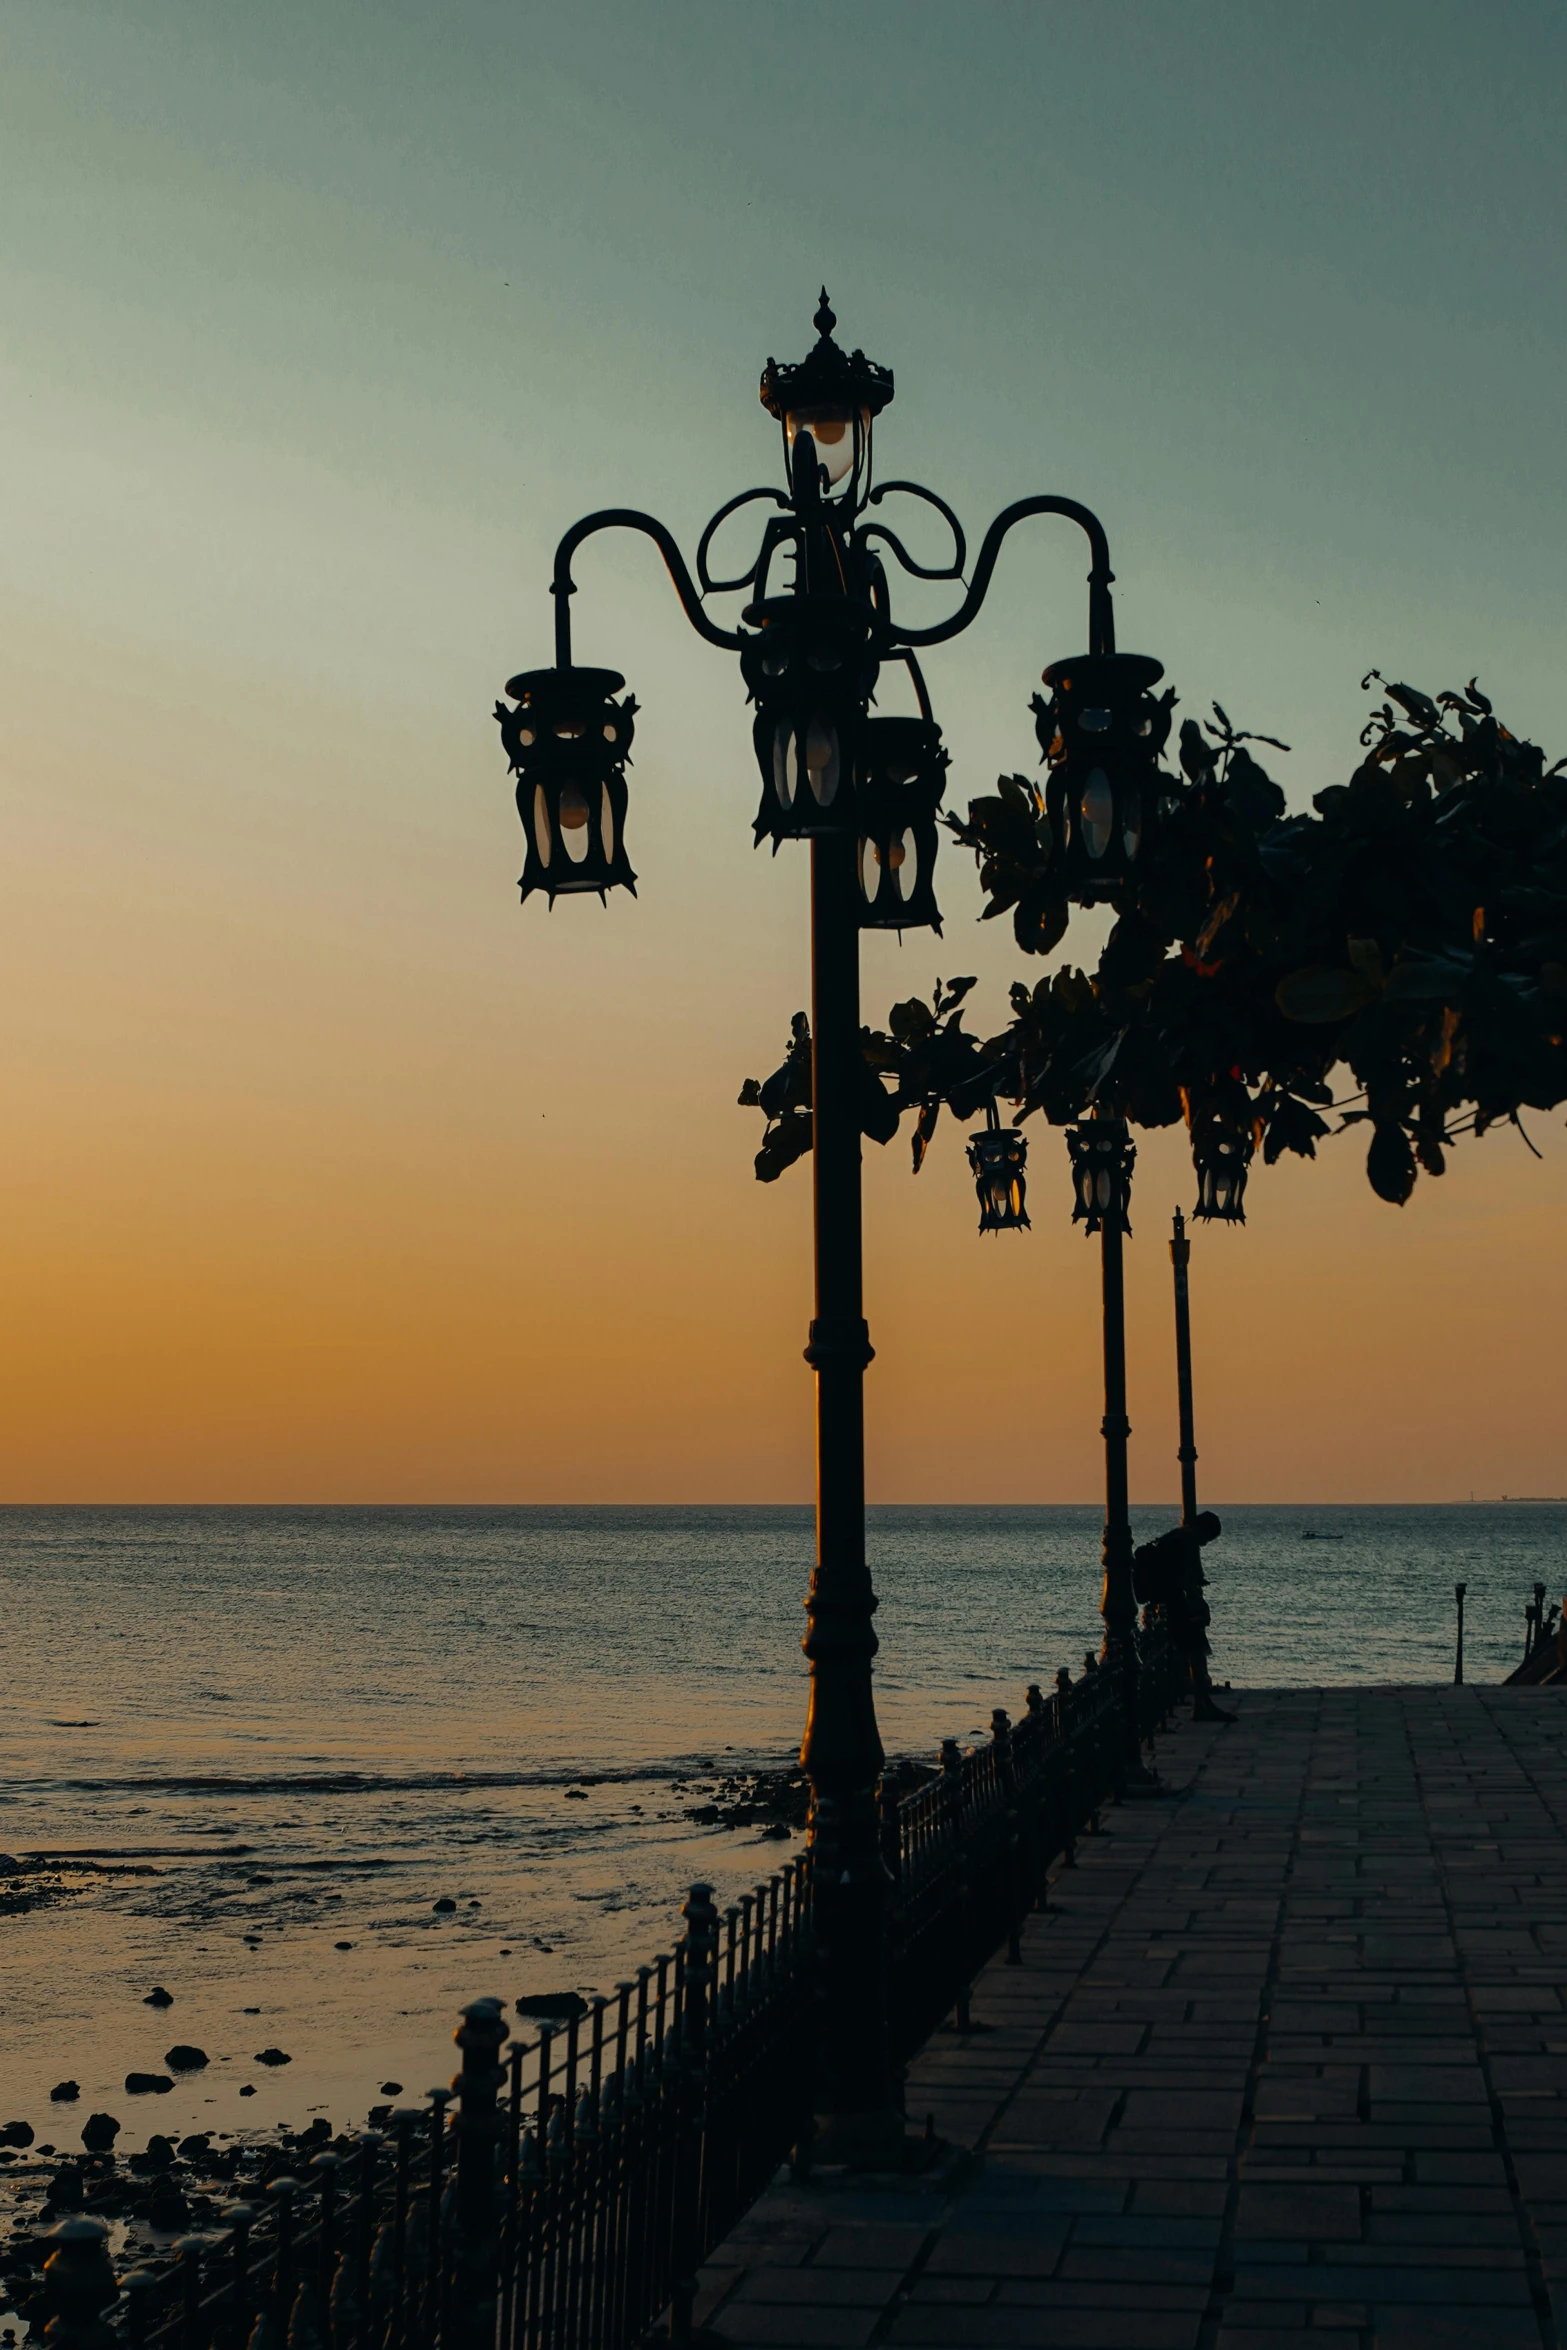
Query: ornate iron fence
37,1624,1182,2350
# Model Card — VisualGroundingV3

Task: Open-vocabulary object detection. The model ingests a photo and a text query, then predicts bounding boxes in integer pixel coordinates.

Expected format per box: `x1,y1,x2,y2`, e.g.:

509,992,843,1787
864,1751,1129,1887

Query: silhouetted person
1133,1511,1234,1723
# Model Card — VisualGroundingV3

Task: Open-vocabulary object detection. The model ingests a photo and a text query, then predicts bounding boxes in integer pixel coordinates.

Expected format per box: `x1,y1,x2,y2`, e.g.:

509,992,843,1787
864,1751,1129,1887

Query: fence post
1139,1605,1170,1740
1023,1685,1047,1909
40,2216,118,2350
990,1710,1022,1965
669,1883,717,2345
119,2267,157,2350
878,1778,907,2061
1055,1669,1078,1867
1078,1655,1111,1826
939,1739,972,2030
449,1997,508,2350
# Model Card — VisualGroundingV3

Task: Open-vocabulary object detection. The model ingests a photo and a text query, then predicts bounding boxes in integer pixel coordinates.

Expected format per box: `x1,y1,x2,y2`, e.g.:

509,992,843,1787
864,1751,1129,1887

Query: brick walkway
700,1687,1567,2350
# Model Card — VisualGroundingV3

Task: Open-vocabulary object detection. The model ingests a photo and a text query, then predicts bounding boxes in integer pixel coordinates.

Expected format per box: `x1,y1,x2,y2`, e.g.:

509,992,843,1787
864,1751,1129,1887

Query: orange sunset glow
3,4,1564,1505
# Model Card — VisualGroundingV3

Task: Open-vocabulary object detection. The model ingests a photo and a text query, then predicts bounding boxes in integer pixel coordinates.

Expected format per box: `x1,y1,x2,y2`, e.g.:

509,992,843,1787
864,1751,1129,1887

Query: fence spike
285,2279,324,2350
40,2215,118,2350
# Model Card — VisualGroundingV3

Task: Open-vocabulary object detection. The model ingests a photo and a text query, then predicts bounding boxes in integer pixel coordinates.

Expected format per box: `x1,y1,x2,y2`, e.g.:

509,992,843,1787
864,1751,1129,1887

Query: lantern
1191,1108,1252,1222
759,289,894,512
1066,1115,1136,1235
967,1101,1030,1232
495,666,638,906
856,716,946,932
1033,653,1171,901
741,595,878,846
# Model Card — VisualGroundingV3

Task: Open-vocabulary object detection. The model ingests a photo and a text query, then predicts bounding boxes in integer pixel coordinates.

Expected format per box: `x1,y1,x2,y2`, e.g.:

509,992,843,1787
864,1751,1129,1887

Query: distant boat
1301,1529,1345,1541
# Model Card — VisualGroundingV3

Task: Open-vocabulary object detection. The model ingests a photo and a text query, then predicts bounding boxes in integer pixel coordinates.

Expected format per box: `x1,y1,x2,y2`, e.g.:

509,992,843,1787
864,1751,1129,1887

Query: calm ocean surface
2,1503,1562,2143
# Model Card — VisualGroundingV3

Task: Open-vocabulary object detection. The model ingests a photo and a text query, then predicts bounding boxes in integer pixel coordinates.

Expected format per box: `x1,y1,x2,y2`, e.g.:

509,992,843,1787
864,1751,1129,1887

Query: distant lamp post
1066,1112,1157,1789
1034,653,1171,899
967,1099,1030,1233
1191,1106,1252,1223
493,288,1147,2158
1169,1210,1200,1528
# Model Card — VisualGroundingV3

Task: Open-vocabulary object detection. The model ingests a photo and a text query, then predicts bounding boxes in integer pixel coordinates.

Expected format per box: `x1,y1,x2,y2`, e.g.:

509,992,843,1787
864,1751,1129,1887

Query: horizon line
0,1496,1560,1511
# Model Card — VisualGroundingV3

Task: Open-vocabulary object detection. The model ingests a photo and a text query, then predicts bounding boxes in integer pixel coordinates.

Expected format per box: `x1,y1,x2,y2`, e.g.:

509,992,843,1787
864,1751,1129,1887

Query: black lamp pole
1096,1125,1156,1789
800,825,894,2150
790,437,895,2158
1068,1112,1156,1791
1171,1208,1199,1527
494,292,1146,2157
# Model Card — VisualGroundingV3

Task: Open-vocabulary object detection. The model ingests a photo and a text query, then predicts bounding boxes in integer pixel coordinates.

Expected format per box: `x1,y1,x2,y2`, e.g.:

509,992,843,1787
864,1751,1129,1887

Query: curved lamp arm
695,486,793,594
898,648,935,724
862,480,968,581
881,495,1116,657
550,508,745,668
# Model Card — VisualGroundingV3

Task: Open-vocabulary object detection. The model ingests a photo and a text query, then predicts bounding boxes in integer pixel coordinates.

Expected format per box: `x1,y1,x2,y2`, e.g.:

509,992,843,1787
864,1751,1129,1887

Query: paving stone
887,2317,1202,2347
812,2225,931,2268
1369,2317,1540,2348
923,2231,1067,2278
1214,2331,1318,2348
1235,2183,1361,2239
731,2268,909,2308
714,2308,881,2346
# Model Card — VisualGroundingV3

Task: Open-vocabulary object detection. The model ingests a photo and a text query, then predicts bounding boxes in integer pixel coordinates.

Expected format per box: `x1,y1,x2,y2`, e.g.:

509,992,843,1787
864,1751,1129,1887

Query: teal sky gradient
3,1,1565,1501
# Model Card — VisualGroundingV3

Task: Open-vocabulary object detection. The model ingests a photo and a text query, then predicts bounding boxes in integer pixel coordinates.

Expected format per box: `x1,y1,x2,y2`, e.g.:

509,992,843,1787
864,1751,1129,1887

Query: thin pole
1454,1582,1466,1686
1166,1209,1232,1724
1097,1124,1155,1789
1170,1210,1198,1527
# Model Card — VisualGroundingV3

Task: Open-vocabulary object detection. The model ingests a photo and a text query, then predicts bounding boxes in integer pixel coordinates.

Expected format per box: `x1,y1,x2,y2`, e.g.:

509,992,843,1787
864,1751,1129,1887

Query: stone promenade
700,1687,1567,2350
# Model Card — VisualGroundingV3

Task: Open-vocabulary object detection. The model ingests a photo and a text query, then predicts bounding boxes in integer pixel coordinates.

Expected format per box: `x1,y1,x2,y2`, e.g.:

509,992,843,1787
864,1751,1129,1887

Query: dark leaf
1222,746,1287,833
1013,893,1069,956
1179,719,1215,784
911,1098,941,1174
888,996,936,1043
1366,1121,1416,1205
1275,966,1378,1023
1195,892,1240,962
754,1109,814,1184
1385,682,1441,728
860,1068,901,1147
1382,959,1468,1004
1260,1094,1331,1164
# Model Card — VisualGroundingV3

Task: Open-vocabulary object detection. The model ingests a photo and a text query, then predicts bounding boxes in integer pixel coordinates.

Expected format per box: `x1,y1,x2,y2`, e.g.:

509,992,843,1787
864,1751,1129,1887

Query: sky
2,0,1565,1503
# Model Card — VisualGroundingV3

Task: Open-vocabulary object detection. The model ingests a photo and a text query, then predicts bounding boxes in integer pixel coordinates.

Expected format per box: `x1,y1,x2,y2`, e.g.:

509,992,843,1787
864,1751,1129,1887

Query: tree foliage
741,678,1567,1208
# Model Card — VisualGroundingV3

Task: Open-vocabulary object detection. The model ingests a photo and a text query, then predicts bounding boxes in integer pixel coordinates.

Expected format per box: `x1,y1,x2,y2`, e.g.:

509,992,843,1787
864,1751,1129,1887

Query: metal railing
36,1620,1183,2350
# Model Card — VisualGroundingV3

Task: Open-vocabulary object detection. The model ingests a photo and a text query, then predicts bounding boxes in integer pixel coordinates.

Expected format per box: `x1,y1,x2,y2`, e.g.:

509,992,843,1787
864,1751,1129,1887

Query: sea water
1,1502,1561,2146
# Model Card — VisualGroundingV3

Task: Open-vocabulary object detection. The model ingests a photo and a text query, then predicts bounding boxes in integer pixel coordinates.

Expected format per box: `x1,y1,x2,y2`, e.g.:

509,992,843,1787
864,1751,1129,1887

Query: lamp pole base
806,2106,911,2170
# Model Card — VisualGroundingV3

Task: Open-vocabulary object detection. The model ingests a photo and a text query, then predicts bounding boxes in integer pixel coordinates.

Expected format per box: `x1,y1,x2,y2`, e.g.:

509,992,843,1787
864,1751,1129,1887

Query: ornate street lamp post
1065,1112,1158,1789
494,292,1143,2156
